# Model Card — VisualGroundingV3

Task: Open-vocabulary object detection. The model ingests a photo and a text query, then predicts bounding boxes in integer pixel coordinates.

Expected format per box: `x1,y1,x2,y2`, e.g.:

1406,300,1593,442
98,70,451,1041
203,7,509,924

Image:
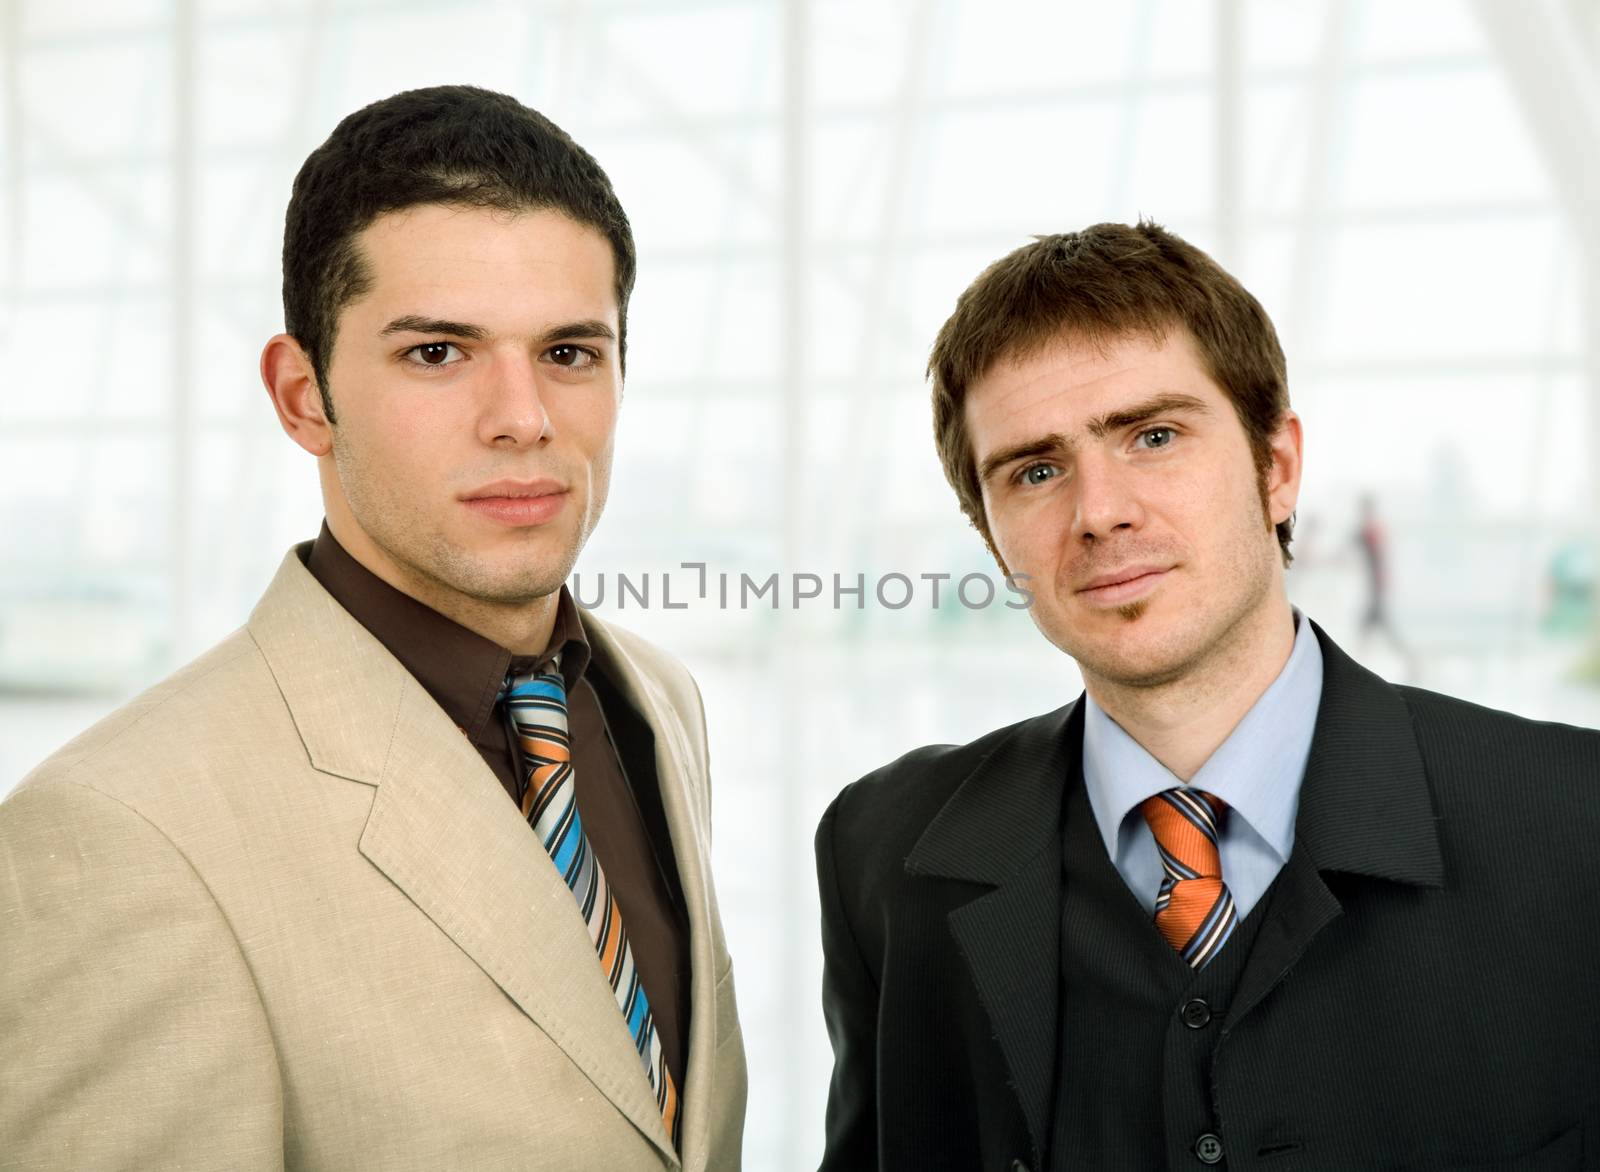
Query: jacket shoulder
11,629,272,806
820,710,1057,882
1400,683,1600,766
1398,683,1600,813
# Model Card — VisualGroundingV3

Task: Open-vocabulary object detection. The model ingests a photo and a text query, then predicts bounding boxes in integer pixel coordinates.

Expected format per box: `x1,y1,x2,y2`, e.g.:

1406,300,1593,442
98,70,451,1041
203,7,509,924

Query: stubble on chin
409,531,578,607
1062,596,1198,691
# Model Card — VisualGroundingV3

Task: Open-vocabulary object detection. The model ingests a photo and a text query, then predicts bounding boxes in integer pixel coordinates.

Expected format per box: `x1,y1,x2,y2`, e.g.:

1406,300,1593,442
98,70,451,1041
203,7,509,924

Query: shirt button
1181,997,1212,1029
1194,1133,1225,1164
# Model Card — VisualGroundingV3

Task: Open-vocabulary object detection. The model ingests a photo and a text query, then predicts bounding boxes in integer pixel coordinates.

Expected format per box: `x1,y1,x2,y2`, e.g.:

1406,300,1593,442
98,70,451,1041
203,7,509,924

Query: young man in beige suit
0,86,746,1171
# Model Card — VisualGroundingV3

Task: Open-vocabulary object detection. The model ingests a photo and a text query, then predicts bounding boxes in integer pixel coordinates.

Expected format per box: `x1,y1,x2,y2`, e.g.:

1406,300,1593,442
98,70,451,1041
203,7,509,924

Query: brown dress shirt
304,525,691,1090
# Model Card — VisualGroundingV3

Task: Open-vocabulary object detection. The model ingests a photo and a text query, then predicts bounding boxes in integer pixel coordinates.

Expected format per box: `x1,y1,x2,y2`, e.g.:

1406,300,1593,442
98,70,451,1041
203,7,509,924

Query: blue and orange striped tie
501,657,681,1147
1141,788,1239,969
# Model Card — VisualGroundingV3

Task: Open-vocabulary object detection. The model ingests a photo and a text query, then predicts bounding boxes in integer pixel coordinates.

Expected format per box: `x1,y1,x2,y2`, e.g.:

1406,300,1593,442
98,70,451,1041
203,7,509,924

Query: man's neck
1085,595,1298,782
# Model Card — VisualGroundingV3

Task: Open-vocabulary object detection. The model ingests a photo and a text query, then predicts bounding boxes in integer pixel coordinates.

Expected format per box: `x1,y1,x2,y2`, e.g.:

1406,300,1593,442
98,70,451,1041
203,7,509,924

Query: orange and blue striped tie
501,658,681,1147
1141,788,1238,969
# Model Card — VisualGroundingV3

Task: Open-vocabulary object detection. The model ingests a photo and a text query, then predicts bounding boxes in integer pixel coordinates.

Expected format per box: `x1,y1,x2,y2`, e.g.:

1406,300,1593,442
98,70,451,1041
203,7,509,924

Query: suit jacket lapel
903,701,1080,1165
249,551,679,1167
583,615,723,1172
1231,621,1445,1027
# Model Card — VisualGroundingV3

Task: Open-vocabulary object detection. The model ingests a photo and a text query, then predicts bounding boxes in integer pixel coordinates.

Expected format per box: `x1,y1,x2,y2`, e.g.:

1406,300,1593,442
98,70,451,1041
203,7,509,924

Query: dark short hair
282,85,635,421
929,221,1294,565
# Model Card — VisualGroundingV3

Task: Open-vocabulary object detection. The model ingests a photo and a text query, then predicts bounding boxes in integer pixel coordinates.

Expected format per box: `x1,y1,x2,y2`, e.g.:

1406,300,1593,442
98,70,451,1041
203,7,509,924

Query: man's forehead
968,330,1209,434
346,204,619,326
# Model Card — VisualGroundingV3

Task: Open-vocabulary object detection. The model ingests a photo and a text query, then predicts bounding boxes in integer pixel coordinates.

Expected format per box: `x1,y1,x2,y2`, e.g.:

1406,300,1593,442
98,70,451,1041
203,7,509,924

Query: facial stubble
330,424,583,609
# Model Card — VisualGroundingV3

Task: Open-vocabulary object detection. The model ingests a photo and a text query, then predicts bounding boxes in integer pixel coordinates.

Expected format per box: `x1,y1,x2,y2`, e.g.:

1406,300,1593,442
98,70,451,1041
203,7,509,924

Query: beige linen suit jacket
0,548,747,1171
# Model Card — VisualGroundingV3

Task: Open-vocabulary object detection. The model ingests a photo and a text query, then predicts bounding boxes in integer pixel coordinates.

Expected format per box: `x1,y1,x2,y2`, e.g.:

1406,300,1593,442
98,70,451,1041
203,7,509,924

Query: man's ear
261,334,332,457
1265,409,1304,527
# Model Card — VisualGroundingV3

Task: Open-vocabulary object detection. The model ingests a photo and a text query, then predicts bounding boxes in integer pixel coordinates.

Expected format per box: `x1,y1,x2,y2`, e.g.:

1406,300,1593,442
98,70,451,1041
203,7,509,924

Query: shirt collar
1081,607,1324,863
304,521,591,741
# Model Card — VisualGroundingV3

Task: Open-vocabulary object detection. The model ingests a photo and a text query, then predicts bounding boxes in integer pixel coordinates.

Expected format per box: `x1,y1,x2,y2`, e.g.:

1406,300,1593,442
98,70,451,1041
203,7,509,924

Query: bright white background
4,2,1600,1168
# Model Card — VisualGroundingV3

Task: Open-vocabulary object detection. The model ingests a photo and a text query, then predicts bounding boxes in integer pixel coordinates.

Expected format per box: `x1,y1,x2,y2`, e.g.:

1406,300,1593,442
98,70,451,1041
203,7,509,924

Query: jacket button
1194,1133,1225,1164
1181,997,1212,1029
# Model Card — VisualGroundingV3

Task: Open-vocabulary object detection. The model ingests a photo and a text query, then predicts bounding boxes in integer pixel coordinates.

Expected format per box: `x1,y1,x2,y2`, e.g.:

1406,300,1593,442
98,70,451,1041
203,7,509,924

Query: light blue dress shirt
1081,609,1324,921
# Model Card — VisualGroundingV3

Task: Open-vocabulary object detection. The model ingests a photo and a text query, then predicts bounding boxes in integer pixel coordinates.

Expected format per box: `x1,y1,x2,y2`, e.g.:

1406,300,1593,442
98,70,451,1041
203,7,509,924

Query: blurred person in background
1354,491,1417,675
815,222,1600,1171
0,86,745,1172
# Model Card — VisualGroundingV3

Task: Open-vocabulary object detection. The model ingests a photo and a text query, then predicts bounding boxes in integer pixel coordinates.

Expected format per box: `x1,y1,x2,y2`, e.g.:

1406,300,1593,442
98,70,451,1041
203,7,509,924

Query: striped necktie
500,657,681,1148
1140,788,1239,969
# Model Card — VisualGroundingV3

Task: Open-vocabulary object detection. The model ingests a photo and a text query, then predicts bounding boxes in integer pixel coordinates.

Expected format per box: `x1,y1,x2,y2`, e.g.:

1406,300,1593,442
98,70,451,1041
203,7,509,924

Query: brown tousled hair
929,221,1294,566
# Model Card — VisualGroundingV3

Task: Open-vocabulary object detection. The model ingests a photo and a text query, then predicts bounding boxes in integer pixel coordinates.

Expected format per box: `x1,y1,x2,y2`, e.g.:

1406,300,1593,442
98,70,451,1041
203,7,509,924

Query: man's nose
480,352,551,447
1071,451,1142,541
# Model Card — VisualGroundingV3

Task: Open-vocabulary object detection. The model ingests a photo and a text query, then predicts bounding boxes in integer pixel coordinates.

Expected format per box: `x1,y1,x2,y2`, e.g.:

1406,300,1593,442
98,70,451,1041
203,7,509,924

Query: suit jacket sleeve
0,780,284,1172
815,788,880,1172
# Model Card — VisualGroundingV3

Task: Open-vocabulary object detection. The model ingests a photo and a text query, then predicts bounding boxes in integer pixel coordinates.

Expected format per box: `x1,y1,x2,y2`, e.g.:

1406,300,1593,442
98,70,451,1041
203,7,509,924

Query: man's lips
460,479,569,527
461,478,566,501
1075,564,1173,605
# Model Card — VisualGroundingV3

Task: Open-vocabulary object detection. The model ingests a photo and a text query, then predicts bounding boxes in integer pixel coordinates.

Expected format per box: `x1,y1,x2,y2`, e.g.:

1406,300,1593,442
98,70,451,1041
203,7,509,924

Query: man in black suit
815,221,1600,1171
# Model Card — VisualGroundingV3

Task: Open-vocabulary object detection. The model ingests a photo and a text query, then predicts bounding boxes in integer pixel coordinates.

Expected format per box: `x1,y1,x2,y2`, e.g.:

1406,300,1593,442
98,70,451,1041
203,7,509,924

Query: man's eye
1137,427,1176,449
404,342,464,367
546,344,598,368
1020,463,1060,486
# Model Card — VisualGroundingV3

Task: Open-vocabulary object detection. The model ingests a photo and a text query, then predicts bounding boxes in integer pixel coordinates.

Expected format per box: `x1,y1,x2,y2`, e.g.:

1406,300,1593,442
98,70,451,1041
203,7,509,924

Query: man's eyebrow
537,319,617,347
978,434,1069,485
1083,392,1212,439
975,393,1213,484
379,315,490,341
377,316,618,348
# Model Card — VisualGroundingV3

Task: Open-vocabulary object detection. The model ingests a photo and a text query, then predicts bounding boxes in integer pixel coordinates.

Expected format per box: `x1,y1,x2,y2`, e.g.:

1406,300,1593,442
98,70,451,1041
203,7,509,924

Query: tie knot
1140,788,1225,879
500,657,570,748
499,654,566,706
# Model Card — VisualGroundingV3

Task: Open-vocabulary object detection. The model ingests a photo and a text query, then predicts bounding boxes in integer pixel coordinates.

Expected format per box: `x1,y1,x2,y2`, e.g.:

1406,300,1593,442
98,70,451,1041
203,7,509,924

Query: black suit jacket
816,624,1600,1171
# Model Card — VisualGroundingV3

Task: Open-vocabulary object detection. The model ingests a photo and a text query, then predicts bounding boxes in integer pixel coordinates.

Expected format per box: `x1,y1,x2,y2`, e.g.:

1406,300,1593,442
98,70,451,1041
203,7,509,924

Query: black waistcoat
1049,776,1276,1170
